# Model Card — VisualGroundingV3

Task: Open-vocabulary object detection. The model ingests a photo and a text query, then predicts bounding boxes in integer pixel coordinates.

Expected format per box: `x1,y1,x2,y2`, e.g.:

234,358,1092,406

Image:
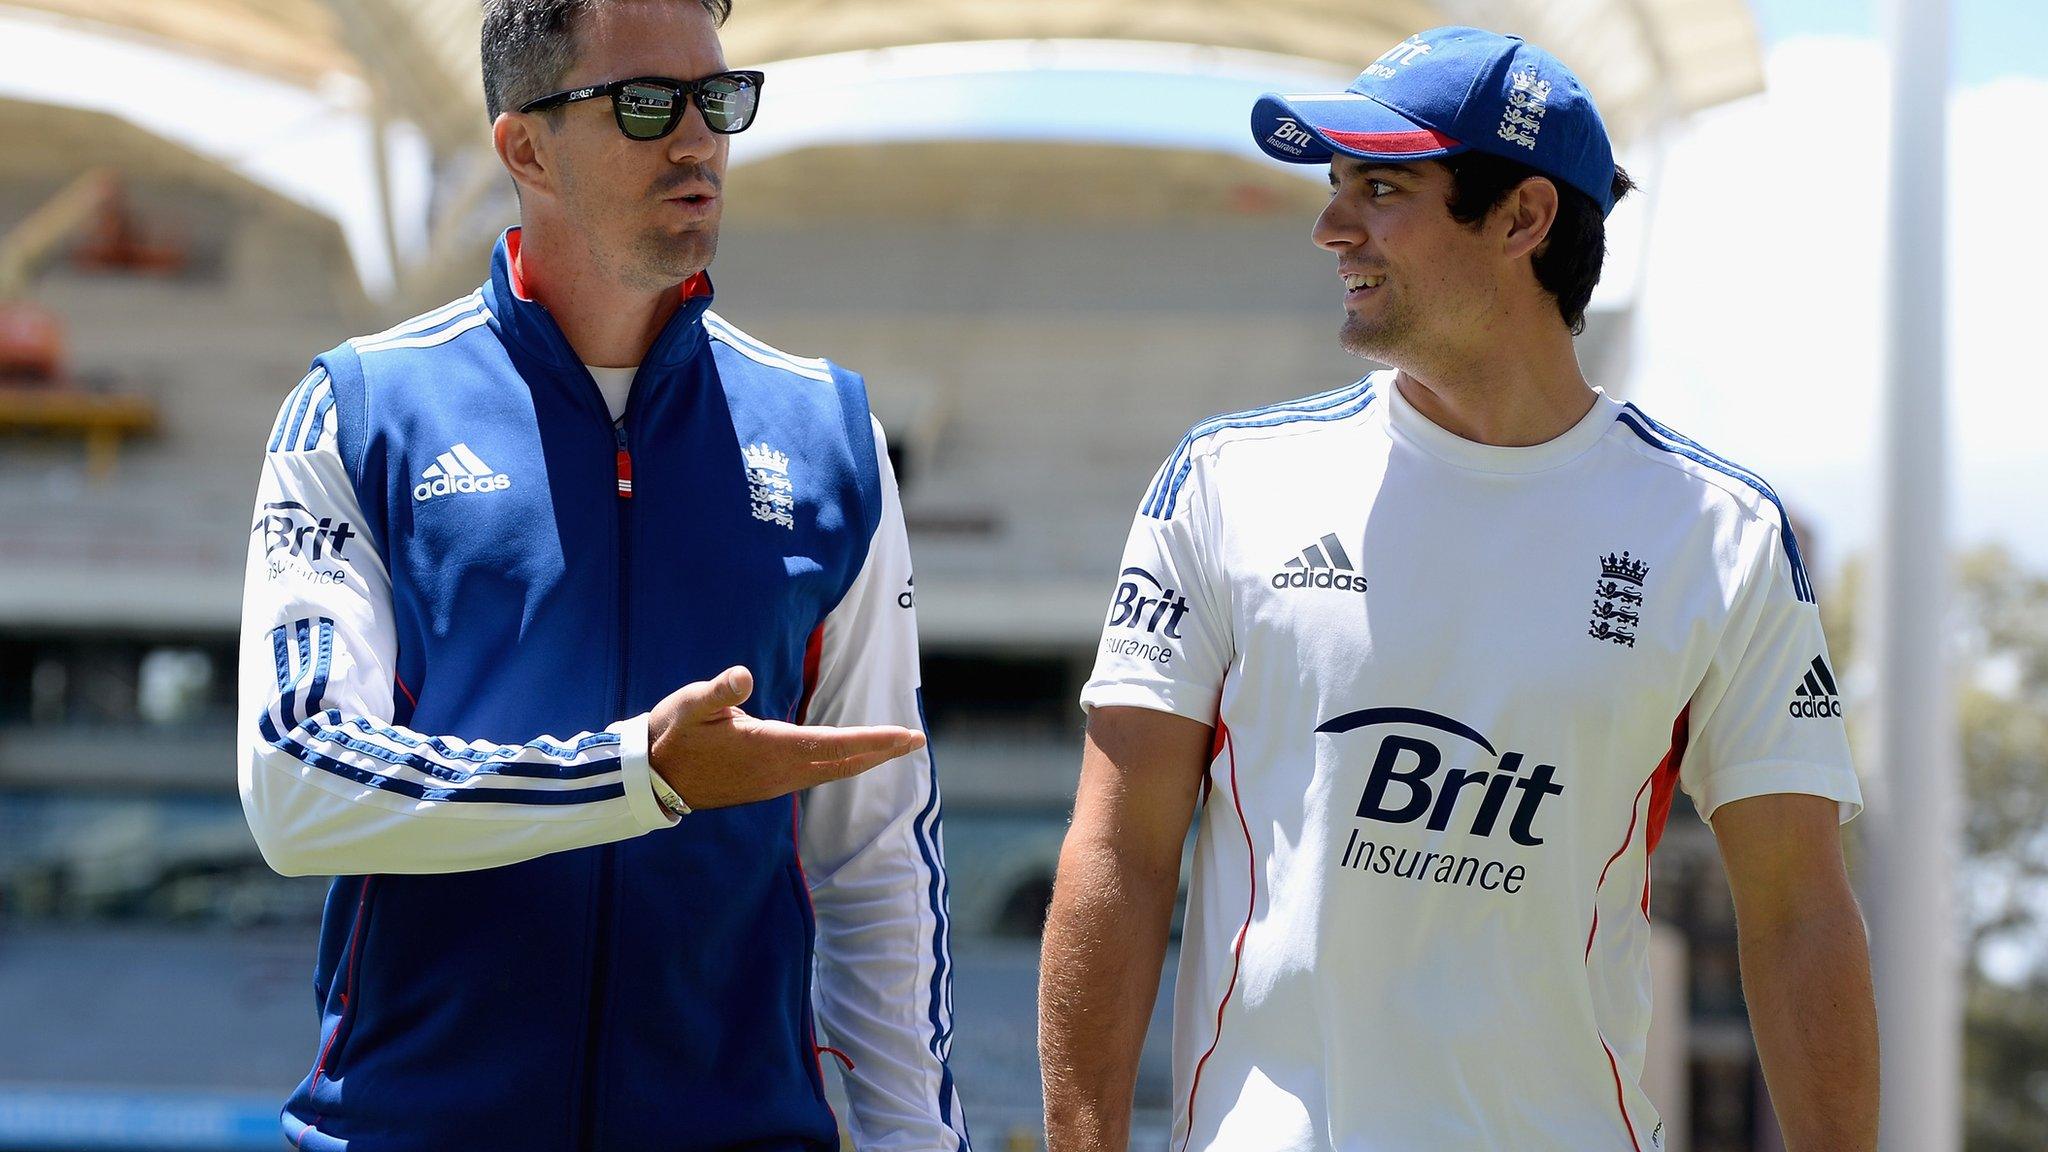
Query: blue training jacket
237,229,968,1151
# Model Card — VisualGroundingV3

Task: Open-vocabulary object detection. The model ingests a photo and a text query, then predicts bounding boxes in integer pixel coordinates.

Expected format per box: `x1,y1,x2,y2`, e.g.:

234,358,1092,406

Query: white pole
1867,0,1958,1148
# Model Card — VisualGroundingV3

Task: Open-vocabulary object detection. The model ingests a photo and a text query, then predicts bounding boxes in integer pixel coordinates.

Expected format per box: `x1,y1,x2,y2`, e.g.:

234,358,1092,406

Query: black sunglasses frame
519,71,766,139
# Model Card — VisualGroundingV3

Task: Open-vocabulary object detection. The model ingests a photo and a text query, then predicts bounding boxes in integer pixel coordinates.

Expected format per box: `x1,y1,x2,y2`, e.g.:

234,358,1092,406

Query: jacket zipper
615,422,634,499
612,418,635,730
579,414,634,1151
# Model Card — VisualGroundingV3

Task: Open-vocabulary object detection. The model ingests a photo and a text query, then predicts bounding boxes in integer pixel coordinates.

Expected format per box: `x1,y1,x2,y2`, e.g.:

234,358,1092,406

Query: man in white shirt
1039,26,1877,1152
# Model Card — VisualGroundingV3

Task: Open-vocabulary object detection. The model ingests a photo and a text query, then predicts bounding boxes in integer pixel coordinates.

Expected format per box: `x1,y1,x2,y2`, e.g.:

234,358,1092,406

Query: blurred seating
69,179,188,277
0,302,64,384
0,385,158,480
0,298,160,485
0,173,170,477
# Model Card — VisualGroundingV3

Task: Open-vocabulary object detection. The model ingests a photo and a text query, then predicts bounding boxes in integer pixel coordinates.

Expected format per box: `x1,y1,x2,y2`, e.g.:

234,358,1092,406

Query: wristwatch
651,773,693,819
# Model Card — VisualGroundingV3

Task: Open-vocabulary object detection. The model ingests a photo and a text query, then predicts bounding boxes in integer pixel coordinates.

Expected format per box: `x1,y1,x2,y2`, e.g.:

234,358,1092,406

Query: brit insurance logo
1273,532,1366,593
1587,550,1647,648
253,501,355,584
743,442,795,530
414,443,510,503
1317,706,1563,895
1264,116,1317,157
1102,566,1189,667
1364,34,1433,80
1789,655,1843,718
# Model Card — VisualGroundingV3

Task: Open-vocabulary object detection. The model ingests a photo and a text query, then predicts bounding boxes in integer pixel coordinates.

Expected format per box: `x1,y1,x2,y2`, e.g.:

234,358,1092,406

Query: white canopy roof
16,0,1761,153
4,0,1762,301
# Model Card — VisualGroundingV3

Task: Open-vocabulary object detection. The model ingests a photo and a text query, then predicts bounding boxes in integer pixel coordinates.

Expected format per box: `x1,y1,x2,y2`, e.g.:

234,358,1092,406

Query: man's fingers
672,666,754,720
809,745,923,783
709,666,754,708
800,724,925,762
745,720,923,763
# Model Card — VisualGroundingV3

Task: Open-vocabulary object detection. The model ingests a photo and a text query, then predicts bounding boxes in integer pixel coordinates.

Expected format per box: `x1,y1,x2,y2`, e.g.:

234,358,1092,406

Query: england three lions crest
1497,66,1551,150
1588,551,1648,648
743,442,795,530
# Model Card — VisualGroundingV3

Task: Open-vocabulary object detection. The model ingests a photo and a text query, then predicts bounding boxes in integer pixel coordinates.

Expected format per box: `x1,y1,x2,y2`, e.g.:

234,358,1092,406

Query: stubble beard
1338,296,1412,363
626,224,718,289
561,160,722,291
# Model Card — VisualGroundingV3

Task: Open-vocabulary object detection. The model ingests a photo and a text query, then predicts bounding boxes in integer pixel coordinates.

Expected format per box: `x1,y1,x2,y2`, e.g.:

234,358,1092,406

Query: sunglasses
519,70,765,140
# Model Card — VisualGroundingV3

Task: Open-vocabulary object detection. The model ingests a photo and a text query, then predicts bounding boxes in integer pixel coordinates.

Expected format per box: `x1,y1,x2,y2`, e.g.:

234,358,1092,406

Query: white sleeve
237,372,674,878
1078,446,1232,723
798,421,969,1152
1681,520,1864,823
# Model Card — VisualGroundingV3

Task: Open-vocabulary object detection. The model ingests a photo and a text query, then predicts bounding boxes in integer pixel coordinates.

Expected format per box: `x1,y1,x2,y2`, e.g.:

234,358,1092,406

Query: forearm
1738,893,1879,1151
1039,828,1181,1152
240,711,671,876
239,426,673,878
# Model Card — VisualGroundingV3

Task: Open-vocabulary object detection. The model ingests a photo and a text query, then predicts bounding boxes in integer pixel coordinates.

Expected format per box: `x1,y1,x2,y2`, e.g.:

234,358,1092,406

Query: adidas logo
413,443,512,503
1788,655,1843,718
1272,533,1367,593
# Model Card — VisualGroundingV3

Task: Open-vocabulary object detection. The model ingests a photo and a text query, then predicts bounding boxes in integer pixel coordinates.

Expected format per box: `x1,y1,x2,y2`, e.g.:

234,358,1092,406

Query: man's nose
666,97,719,163
1312,197,1362,253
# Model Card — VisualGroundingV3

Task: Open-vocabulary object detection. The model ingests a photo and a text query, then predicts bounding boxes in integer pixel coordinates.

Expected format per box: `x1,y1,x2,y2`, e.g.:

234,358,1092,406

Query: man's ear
1501,176,1560,262
493,112,554,200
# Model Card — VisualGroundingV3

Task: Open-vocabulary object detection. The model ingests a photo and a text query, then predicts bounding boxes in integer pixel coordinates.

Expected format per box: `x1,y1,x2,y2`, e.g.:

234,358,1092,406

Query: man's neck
515,225,680,369
1390,322,1597,447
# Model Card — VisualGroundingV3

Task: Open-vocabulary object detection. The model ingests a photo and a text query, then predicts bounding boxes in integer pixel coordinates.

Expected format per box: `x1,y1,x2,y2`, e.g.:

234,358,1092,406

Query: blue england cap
1251,26,1619,215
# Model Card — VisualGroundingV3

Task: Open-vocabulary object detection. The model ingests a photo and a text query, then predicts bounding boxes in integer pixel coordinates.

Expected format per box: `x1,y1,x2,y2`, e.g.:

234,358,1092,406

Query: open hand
646,666,925,810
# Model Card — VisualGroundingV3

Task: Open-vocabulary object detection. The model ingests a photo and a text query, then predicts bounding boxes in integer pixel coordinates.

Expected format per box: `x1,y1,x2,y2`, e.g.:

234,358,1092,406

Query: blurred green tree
1824,546,2048,1151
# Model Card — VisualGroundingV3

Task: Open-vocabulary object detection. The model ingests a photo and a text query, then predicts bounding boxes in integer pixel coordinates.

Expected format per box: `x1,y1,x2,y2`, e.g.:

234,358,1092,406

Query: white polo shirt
1081,370,1861,1152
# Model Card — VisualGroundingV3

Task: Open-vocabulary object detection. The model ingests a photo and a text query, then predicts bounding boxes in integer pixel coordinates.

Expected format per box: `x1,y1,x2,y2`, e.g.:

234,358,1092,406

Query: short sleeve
1079,450,1233,725
1681,526,1863,824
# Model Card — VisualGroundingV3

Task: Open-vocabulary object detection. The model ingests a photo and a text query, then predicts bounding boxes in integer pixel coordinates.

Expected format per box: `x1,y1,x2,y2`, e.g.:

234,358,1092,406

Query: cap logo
1366,35,1432,80
1266,116,1317,156
1497,66,1551,151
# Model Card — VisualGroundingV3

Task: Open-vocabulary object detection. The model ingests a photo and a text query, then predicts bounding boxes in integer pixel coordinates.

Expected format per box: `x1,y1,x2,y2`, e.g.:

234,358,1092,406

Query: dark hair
481,0,734,122
1440,152,1637,336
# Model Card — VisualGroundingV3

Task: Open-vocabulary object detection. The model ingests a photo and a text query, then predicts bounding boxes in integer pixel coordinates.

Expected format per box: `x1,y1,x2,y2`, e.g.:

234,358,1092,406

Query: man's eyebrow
1331,159,1424,181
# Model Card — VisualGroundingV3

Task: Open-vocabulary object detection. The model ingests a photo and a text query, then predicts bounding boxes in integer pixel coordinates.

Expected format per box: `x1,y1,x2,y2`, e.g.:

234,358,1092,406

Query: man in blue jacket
237,2,969,1148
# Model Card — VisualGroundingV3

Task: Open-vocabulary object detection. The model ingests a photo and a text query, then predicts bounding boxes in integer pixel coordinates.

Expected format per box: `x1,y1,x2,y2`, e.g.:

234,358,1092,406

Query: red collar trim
507,227,533,300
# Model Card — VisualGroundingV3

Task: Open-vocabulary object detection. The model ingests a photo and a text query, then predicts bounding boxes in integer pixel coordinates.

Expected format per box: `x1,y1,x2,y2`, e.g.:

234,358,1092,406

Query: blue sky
1751,0,2046,82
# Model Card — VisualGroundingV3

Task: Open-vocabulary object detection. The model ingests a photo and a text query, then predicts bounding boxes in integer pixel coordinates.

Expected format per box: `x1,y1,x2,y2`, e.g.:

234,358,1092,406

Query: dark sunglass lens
616,83,679,139
697,76,759,133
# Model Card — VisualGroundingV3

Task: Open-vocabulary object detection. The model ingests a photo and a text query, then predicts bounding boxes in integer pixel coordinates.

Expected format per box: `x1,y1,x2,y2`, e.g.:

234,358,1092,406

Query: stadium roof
3,0,1762,303
13,0,1762,154
1,96,354,243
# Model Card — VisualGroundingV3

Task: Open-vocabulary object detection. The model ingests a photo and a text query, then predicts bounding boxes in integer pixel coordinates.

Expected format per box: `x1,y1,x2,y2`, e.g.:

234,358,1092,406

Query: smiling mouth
1342,273,1385,290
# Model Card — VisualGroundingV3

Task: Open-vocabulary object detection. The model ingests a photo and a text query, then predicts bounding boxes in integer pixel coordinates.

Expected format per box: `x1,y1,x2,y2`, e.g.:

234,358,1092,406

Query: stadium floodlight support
1866,0,1959,1148
366,82,405,300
